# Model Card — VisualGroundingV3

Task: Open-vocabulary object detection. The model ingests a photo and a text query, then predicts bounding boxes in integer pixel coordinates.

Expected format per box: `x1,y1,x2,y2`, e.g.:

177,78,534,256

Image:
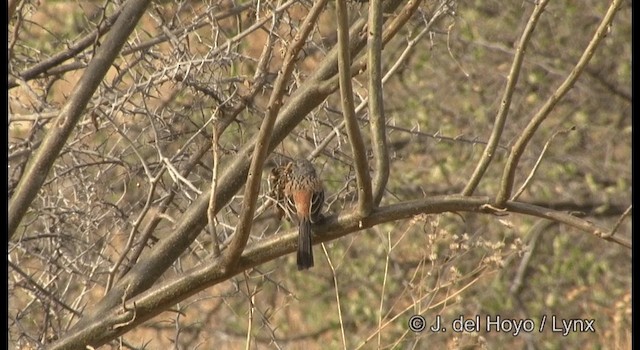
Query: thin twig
356,267,488,349
243,271,255,350
511,126,575,201
603,205,631,238
377,232,391,348
9,261,82,317
322,244,347,350
509,219,551,296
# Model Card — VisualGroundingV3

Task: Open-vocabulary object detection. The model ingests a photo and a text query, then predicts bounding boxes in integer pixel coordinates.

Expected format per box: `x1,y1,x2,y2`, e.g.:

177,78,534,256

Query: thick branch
46,195,629,349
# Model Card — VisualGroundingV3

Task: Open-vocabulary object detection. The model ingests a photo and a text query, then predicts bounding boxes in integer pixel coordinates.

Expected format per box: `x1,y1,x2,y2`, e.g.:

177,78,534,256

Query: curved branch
336,0,373,215
368,0,389,206
47,195,629,349
504,201,630,248
461,0,549,196
495,0,625,205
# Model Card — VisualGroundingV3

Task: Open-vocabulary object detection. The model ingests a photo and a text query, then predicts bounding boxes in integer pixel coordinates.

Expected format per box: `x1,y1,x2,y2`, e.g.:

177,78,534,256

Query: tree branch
9,5,123,89
368,0,389,206
461,0,549,196
495,0,625,205
8,0,152,239
223,0,330,269
63,0,407,333
46,194,630,349
336,0,373,215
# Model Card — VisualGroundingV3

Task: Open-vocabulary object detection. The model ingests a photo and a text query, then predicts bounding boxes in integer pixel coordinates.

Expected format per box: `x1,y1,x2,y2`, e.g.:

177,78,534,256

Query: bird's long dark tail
297,218,314,270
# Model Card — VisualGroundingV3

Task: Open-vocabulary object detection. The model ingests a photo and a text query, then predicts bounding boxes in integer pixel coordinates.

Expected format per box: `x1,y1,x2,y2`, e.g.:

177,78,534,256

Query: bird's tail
297,218,314,270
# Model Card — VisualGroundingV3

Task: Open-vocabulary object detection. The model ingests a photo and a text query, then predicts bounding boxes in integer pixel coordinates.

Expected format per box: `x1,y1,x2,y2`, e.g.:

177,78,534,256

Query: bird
283,159,324,270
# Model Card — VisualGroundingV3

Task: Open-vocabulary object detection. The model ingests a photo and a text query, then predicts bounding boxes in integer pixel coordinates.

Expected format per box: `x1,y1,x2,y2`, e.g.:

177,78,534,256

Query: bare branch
461,0,549,196
208,10,278,260
10,1,629,349
310,3,450,160
509,219,551,296
52,15,406,319
9,261,82,317
604,205,632,238
9,4,123,88
511,126,575,201
503,201,630,248
9,0,152,239
322,244,347,349
336,0,373,215
118,30,277,279
368,0,389,206
223,0,330,269
47,193,630,349
208,109,222,258
495,0,625,205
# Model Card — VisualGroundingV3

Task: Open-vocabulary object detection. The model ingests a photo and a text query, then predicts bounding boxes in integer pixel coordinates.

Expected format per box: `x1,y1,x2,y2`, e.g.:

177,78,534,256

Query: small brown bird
284,159,324,270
